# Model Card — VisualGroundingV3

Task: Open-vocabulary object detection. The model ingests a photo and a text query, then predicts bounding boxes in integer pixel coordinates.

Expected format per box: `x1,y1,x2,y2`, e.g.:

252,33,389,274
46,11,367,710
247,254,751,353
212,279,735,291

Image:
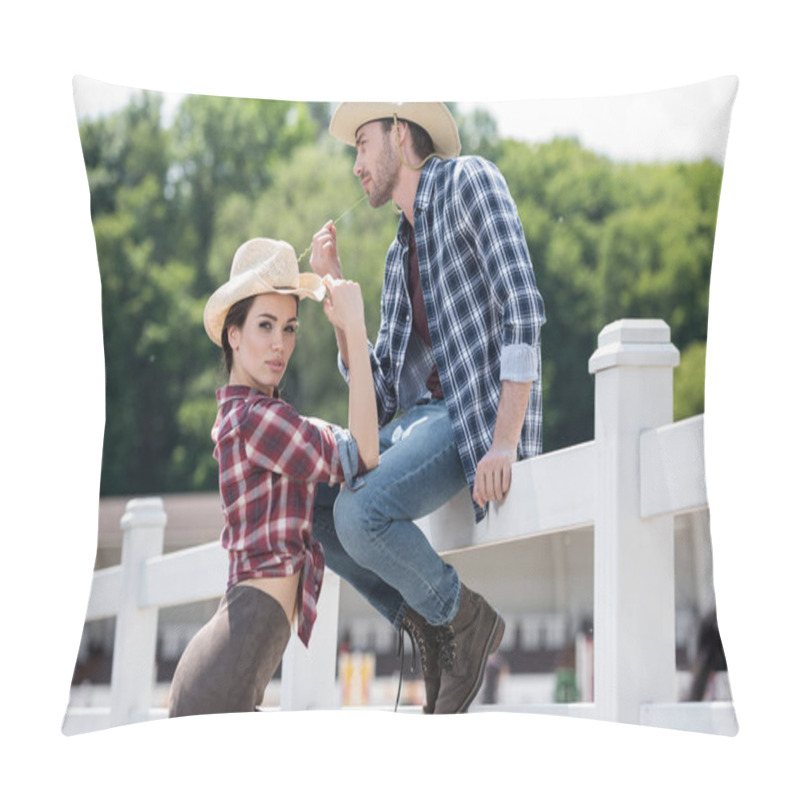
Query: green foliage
79,95,722,494
498,140,721,451
674,341,707,420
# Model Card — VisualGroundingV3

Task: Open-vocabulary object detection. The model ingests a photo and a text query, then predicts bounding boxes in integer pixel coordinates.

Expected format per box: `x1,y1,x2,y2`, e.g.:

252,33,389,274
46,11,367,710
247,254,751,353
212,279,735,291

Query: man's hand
471,379,532,509
472,444,515,508
310,221,343,280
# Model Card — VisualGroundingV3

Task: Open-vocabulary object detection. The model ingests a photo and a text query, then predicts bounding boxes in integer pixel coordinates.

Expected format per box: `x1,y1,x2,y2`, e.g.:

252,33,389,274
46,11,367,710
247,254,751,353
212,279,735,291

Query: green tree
674,341,707,419
496,139,721,451
168,95,320,295
209,139,397,425
80,97,211,494
78,94,723,494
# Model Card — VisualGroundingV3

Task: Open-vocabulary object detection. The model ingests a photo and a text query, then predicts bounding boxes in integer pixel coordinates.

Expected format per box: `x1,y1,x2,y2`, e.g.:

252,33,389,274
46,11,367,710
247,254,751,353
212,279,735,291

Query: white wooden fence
63,319,737,736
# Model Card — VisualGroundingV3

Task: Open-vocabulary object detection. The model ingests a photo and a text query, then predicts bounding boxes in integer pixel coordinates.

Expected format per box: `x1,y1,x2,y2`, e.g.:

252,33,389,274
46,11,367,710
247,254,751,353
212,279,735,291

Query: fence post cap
589,319,680,374
120,497,167,531
598,318,671,345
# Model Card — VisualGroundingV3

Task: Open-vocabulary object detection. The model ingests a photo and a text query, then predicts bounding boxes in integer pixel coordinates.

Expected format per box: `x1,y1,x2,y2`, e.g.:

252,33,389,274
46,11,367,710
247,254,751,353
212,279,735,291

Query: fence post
109,497,166,727
589,320,680,724
280,569,341,710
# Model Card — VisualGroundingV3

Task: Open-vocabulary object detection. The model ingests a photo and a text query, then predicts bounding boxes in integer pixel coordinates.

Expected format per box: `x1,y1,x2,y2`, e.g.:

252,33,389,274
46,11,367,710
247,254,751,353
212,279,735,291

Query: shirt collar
398,157,443,244
413,157,442,215
216,384,271,406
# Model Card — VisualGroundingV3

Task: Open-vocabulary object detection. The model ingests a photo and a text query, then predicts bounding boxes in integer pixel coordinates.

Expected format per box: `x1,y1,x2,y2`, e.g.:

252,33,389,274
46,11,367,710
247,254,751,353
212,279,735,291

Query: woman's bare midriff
236,573,300,626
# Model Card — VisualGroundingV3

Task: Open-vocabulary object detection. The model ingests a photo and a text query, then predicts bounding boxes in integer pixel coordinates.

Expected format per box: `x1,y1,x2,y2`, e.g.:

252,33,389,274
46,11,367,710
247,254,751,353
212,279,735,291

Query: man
309,102,545,714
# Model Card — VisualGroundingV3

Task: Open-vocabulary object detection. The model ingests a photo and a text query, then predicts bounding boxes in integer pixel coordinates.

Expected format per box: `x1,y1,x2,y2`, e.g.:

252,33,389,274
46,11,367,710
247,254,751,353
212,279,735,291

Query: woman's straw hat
204,238,325,346
329,102,461,159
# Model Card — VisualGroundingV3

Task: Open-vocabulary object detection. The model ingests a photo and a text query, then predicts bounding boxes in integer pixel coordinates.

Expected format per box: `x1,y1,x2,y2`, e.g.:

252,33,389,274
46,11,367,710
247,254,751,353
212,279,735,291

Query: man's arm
459,159,544,509
472,379,531,509
310,221,351,367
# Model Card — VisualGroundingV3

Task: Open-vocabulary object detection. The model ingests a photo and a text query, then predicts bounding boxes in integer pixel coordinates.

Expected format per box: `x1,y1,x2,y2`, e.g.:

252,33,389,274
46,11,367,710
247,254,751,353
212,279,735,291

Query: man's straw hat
204,238,325,346
329,102,461,159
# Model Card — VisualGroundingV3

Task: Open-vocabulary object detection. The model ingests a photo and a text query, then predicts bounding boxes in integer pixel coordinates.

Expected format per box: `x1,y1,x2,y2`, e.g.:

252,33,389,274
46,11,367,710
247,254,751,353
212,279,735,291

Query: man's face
353,120,400,208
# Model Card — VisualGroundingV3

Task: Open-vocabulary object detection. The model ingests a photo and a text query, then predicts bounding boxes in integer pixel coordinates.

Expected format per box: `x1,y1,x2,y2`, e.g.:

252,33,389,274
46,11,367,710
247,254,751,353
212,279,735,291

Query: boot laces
438,625,456,672
403,613,433,671
394,627,419,712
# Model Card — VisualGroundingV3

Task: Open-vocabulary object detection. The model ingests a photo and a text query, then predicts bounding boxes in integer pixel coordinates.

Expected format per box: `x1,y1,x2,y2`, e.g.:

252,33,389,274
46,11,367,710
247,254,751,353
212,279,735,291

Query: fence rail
63,319,738,737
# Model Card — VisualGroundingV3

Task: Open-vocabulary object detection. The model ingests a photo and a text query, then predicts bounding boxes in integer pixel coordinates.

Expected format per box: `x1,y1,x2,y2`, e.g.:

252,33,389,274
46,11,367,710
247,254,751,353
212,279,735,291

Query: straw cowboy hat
329,102,461,159
204,238,325,346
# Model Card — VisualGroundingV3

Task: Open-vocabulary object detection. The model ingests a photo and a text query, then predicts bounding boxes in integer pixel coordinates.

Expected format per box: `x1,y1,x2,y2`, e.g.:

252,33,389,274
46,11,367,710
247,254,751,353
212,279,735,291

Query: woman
168,237,378,717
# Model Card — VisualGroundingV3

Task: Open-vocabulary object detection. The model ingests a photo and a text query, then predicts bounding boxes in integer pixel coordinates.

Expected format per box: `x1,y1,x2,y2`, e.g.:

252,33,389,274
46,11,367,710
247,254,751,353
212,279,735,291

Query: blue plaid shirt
345,155,545,522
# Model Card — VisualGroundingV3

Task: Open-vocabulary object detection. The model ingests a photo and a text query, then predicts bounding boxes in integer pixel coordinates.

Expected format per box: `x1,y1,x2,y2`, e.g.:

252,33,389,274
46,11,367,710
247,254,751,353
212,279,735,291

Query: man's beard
366,134,401,208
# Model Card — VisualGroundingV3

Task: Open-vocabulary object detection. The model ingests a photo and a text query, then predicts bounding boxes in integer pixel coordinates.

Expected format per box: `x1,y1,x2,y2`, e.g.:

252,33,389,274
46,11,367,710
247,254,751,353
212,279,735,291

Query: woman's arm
310,222,400,425
322,276,380,470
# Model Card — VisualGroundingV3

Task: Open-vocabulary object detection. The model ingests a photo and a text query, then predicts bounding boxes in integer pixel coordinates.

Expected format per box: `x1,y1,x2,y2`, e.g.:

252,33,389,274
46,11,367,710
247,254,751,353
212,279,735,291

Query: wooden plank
418,442,597,552
481,442,596,544
640,415,707,518
640,701,738,736
141,541,228,609
85,565,122,621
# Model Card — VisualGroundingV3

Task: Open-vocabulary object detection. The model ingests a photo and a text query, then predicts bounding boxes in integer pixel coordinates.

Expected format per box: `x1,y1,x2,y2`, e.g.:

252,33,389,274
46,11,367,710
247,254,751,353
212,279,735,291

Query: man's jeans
312,400,467,629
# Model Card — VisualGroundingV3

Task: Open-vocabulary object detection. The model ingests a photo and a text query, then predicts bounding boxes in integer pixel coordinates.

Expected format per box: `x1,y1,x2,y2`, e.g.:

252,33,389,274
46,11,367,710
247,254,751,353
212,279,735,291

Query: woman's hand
323,275,366,334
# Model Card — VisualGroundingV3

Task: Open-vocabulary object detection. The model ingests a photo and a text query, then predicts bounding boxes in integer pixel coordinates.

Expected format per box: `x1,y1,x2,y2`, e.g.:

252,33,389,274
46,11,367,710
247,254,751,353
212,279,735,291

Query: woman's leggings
168,584,291,717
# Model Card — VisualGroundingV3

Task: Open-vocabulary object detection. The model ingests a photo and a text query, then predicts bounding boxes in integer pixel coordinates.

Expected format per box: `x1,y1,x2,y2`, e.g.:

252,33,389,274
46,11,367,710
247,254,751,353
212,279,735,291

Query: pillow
64,75,738,741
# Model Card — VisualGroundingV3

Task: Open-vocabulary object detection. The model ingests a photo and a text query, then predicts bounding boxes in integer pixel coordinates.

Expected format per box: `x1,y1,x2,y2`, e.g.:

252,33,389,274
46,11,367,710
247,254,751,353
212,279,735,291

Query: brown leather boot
433,585,505,714
400,607,442,714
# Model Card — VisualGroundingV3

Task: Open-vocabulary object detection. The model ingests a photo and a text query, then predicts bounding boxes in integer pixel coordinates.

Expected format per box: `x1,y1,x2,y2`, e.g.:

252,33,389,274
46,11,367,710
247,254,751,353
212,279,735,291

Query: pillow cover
64,74,738,738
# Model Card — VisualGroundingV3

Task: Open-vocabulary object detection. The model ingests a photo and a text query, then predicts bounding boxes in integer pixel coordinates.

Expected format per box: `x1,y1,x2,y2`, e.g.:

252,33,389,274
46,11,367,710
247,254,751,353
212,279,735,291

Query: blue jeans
312,400,467,629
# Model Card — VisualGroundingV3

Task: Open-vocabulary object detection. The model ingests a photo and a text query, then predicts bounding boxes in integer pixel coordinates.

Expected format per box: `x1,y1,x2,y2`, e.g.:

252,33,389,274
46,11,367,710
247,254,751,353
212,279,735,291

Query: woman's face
227,293,298,395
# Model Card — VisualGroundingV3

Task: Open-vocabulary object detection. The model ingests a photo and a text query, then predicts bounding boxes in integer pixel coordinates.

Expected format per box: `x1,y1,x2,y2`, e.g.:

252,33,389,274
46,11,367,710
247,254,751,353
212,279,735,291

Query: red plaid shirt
212,385,362,646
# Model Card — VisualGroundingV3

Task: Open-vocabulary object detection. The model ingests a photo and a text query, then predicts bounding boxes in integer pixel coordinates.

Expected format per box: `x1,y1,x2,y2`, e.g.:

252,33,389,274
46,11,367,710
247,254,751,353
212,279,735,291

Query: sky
73,73,737,164
6,2,800,799
461,77,737,163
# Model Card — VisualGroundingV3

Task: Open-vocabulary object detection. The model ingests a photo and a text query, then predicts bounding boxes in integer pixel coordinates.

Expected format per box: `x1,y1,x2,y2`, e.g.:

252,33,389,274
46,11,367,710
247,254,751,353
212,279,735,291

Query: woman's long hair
221,295,256,375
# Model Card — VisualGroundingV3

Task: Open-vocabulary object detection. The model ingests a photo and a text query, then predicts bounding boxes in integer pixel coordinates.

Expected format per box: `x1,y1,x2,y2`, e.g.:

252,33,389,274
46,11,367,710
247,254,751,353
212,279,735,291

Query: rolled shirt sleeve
330,423,367,490
500,342,539,383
